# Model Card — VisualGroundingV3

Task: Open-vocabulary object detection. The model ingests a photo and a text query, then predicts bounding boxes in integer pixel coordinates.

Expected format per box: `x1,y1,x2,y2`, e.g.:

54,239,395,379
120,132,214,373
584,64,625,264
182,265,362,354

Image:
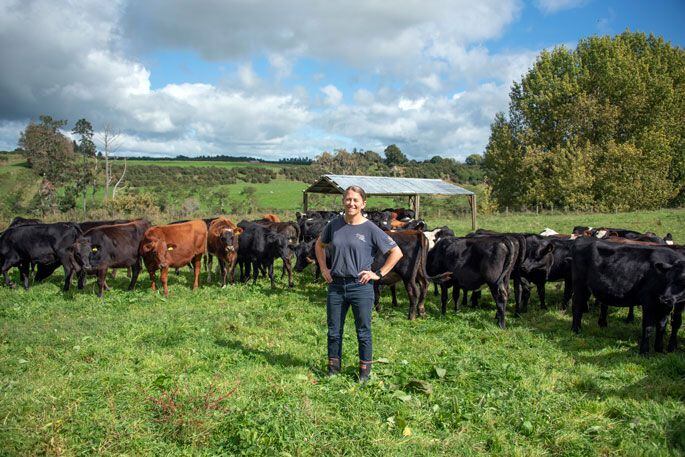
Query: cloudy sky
0,0,683,161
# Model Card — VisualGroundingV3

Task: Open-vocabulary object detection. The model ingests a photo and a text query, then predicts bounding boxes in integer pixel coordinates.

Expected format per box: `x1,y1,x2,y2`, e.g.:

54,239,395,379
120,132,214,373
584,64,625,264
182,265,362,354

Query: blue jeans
327,277,374,362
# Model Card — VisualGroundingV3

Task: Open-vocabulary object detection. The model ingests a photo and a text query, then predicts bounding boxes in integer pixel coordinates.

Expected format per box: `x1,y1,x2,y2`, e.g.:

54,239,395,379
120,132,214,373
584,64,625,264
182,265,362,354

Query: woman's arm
358,246,403,285
315,236,333,284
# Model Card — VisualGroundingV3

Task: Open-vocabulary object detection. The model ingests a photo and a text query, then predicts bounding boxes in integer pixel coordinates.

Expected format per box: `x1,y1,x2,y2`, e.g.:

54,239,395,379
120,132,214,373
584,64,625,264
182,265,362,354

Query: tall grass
1,213,684,455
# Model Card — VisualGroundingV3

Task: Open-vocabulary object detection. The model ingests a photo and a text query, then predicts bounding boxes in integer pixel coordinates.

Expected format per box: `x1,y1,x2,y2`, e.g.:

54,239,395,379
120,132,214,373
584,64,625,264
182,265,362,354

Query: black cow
371,230,431,320
294,238,332,280
571,238,685,353
73,220,151,296
296,211,337,242
7,217,41,229
0,222,82,291
427,236,519,328
235,222,292,288
364,211,392,231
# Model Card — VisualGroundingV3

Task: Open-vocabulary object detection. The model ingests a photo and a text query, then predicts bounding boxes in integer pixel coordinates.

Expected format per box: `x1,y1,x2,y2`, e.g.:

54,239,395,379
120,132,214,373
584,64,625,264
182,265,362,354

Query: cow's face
656,260,685,307
140,237,176,268
520,242,555,278
294,242,316,272
74,238,98,270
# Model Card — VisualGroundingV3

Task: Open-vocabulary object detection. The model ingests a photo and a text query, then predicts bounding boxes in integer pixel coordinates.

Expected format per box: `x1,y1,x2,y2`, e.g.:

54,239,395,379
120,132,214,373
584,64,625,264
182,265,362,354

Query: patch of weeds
147,380,238,446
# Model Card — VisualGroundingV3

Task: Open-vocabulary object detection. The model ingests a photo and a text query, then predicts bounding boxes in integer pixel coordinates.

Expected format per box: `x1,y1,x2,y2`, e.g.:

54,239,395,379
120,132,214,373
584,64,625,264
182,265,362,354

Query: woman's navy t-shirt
321,215,397,278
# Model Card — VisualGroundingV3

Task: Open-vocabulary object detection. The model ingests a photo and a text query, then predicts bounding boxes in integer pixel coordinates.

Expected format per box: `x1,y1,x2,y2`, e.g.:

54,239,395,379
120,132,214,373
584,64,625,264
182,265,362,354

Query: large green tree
483,31,685,210
18,115,75,184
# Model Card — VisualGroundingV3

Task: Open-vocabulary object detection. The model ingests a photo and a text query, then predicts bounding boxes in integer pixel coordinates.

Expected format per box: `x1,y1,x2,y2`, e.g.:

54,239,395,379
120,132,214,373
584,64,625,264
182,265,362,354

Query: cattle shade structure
303,174,477,229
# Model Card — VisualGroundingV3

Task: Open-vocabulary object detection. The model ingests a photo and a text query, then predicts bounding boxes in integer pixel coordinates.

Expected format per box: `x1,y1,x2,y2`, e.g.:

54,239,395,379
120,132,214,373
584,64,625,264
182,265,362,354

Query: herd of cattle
0,209,683,354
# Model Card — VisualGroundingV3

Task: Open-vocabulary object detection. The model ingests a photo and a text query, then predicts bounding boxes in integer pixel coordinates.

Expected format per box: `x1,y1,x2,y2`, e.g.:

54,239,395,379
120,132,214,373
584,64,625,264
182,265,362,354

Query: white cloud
535,0,588,14
321,85,343,106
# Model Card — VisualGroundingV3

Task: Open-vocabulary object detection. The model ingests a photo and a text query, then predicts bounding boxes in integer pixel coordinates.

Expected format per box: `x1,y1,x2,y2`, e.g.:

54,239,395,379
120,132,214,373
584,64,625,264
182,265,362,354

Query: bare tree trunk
112,158,126,199
97,124,121,202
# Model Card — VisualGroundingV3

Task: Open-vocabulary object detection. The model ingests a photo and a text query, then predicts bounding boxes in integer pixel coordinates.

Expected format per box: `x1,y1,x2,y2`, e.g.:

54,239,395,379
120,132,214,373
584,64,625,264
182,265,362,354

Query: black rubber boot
327,357,341,376
359,360,372,383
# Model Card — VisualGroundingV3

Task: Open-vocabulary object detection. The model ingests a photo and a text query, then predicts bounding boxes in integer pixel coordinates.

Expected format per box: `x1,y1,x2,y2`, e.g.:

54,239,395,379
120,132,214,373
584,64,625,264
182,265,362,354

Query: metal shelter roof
304,174,474,196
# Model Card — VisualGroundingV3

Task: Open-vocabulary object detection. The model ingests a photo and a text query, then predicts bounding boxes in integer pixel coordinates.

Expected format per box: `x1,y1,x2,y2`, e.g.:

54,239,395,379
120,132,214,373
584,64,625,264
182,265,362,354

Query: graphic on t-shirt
355,233,367,243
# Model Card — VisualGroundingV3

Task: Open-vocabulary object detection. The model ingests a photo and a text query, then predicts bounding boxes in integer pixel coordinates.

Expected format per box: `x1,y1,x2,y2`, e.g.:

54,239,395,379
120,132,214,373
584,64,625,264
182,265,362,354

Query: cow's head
140,236,176,269
73,237,98,270
656,259,685,308
520,241,555,278
294,241,316,272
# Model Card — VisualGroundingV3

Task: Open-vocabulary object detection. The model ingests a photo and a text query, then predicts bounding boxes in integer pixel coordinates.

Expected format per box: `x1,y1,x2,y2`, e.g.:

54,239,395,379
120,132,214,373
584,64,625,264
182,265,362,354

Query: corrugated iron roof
304,174,474,196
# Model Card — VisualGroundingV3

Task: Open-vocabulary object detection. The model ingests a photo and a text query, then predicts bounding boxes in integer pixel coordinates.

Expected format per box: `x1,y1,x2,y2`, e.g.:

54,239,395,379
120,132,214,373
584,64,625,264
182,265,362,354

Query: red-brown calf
140,220,207,297
207,217,242,286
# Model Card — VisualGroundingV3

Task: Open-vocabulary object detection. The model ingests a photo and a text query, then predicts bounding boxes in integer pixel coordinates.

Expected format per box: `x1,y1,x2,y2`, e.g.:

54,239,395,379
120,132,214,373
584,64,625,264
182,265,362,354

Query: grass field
1,212,684,456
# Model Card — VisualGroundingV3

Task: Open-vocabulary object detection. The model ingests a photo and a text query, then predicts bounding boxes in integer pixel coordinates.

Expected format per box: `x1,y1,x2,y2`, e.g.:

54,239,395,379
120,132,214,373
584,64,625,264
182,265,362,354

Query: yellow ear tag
91,247,98,252
167,246,174,251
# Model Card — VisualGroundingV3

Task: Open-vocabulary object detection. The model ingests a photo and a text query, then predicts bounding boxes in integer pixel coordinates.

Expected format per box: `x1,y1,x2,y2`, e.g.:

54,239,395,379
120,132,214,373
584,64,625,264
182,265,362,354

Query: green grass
1,213,684,456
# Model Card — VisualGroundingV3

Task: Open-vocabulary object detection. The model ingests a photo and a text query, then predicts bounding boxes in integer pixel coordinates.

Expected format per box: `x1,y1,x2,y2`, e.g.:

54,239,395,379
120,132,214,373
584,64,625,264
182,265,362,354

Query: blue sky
0,0,682,160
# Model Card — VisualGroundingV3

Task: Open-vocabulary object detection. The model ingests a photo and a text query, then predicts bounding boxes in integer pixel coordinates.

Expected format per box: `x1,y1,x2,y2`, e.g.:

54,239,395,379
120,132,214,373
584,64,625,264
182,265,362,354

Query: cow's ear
541,243,554,255
655,262,673,274
235,227,244,235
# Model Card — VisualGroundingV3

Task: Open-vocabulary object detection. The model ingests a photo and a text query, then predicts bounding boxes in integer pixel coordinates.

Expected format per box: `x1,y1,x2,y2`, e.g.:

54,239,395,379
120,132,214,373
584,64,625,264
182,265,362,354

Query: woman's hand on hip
358,270,379,284
322,268,333,284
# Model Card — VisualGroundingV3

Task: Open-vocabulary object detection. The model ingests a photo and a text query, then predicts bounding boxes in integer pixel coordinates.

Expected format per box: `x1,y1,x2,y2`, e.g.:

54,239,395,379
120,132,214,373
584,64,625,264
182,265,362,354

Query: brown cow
207,217,242,286
262,214,281,222
140,220,207,297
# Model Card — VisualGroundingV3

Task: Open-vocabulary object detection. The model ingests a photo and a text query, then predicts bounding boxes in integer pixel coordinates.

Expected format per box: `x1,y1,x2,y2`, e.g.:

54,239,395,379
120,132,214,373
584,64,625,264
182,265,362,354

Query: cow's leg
470,290,481,307
229,256,237,285
440,283,449,315
218,258,227,287
192,255,202,290
161,267,170,297
598,302,609,328
128,259,141,291
668,303,683,352
19,261,30,290
433,282,439,297
77,269,86,290
149,270,157,291
373,282,382,312
640,308,654,354
62,265,75,292
268,262,275,288
252,261,259,285
513,274,524,315
461,289,468,308
626,305,635,323
110,268,118,279
654,311,669,353
97,268,107,297
283,256,293,288
417,277,428,317
390,284,398,307
562,276,572,311
571,285,589,334
206,254,212,283
453,285,460,312
405,279,418,320
2,262,15,288
536,280,547,310
489,282,508,329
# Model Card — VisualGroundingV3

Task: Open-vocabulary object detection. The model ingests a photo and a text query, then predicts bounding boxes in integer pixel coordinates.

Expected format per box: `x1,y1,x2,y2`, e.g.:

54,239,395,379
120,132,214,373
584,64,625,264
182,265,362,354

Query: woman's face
343,190,366,217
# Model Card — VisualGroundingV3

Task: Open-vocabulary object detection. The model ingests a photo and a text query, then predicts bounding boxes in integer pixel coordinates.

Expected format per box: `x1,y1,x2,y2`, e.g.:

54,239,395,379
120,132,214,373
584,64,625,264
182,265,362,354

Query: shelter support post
469,195,477,230
303,192,309,213
415,194,420,219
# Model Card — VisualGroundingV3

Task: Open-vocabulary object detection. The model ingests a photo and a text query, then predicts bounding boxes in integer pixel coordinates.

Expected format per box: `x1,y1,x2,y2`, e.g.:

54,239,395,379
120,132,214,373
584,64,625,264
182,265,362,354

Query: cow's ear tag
91,247,98,252
167,246,174,251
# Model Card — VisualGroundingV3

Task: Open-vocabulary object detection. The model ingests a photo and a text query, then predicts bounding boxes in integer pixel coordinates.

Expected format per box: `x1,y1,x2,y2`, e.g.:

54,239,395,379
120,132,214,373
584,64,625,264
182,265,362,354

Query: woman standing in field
315,186,403,382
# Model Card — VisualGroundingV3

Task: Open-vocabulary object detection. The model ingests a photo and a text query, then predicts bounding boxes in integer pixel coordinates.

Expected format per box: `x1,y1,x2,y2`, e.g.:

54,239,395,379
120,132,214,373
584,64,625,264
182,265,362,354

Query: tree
18,115,74,184
465,154,483,166
96,123,123,201
483,31,685,210
384,144,408,167
72,118,96,212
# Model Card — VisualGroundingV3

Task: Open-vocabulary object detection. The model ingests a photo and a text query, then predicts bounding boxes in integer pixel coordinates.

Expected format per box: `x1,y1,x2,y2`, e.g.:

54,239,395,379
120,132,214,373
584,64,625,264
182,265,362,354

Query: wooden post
469,194,477,230
415,194,420,219
303,191,309,213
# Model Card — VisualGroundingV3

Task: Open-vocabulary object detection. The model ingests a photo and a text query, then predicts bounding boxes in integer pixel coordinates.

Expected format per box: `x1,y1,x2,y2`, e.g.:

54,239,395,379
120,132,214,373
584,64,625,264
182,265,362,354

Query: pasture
1,212,684,456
